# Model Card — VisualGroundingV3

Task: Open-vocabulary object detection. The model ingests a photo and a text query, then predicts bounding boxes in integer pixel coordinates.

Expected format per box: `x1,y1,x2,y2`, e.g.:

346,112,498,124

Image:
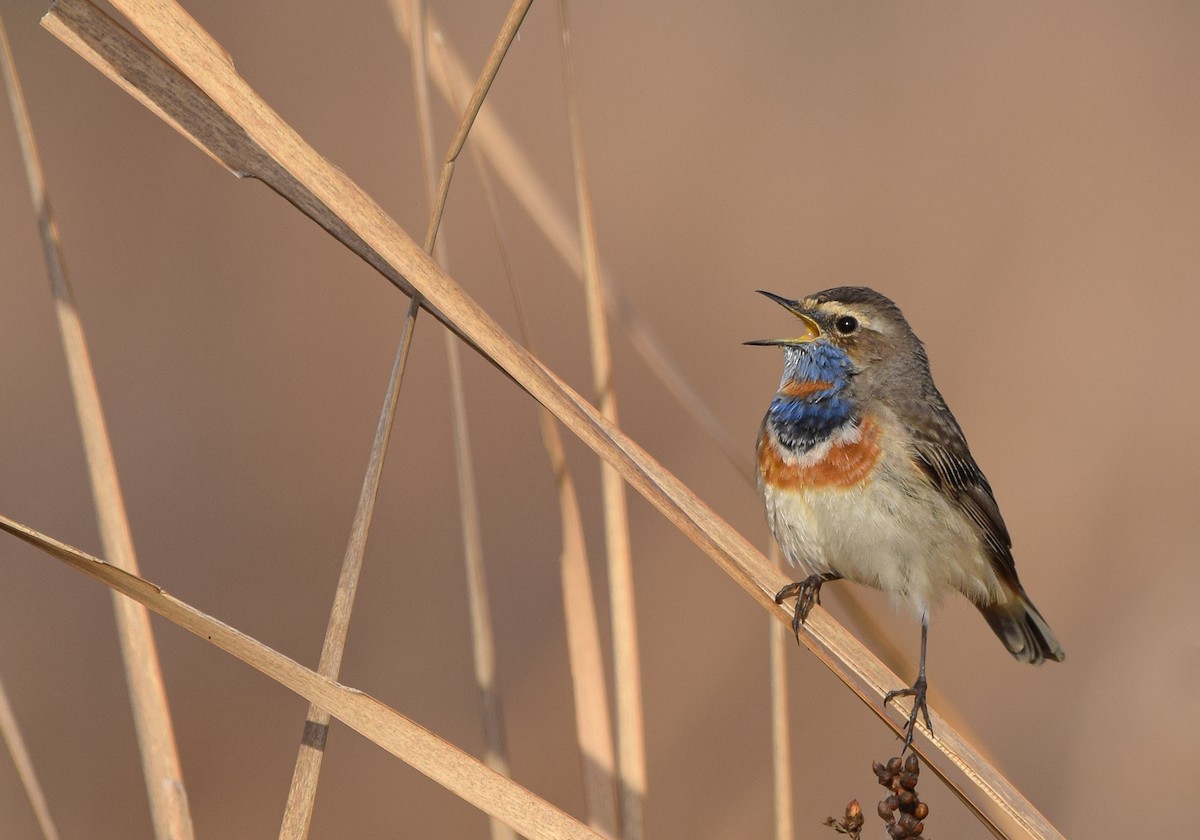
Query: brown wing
909,421,1021,589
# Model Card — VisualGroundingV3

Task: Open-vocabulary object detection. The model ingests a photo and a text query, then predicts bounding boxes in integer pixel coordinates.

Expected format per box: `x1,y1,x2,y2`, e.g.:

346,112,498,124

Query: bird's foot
884,675,932,754
774,573,837,641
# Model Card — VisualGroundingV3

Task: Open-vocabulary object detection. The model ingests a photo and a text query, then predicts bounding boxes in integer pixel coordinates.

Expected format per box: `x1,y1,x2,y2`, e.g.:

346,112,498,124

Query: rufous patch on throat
759,419,883,490
778,379,834,399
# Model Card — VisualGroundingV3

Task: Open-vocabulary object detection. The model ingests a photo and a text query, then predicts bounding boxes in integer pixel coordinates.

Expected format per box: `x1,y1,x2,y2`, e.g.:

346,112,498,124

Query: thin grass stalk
766,544,793,840
444,44,620,837
0,673,61,840
534,403,622,840
556,4,644,838
42,6,1065,836
402,3,533,838
424,272,517,837
277,296,420,840
1,13,193,840
769,620,794,840
0,516,607,840
0,28,66,840
444,328,514,791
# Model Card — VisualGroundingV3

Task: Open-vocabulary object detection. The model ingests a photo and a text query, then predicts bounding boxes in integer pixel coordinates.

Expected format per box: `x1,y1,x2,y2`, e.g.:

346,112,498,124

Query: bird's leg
774,572,839,640
884,613,934,753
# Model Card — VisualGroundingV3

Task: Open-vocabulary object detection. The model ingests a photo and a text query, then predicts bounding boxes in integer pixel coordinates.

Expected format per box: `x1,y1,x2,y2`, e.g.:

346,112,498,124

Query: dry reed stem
0,516,607,840
556,4,644,838
415,0,531,259
1,12,193,840
441,38,622,838
42,3,1064,837
277,296,421,840
0,673,61,840
537,411,620,839
444,328,516,789
768,620,793,840
0,25,66,840
766,544,793,840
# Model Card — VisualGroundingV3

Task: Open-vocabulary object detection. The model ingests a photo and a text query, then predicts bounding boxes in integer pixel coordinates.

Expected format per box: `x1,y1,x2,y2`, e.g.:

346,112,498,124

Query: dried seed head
825,799,866,836
877,800,895,823
874,752,927,838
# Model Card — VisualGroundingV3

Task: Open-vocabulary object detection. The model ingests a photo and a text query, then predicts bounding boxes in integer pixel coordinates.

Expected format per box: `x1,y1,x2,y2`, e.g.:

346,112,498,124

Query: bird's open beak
744,290,821,346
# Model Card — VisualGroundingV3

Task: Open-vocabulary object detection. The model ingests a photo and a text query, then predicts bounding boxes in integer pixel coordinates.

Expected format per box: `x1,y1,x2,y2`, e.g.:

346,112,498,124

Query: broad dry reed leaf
0,515,607,840
1,12,193,840
556,3,644,838
43,2,1064,837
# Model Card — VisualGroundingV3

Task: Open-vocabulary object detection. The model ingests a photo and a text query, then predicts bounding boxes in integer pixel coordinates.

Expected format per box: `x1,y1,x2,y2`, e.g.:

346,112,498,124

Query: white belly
761,451,1002,618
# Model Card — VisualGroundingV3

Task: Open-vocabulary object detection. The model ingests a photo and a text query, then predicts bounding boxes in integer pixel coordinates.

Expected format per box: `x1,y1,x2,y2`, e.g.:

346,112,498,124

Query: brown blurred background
1,1,1197,837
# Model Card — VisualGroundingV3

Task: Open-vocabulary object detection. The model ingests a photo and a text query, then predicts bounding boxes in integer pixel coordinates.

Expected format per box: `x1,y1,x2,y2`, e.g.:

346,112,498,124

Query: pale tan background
0,1,1197,837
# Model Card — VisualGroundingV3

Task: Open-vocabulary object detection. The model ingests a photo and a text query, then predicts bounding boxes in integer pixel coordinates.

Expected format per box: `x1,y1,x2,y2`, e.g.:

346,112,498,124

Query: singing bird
748,287,1064,750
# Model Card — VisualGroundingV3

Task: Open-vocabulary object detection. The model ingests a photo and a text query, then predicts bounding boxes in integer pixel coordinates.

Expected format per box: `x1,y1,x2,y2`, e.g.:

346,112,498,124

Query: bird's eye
834,315,859,335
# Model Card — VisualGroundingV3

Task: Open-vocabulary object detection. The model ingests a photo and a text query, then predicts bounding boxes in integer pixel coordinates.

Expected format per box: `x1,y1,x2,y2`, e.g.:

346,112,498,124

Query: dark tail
977,584,1065,665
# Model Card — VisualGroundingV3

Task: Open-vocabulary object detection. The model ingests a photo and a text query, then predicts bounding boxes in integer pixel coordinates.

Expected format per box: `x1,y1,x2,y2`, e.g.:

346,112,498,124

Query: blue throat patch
768,341,856,452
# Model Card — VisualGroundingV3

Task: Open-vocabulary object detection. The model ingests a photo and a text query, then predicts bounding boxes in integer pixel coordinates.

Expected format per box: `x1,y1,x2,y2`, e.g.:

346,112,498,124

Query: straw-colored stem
768,619,794,840
2,11,192,840
43,5,1065,836
444,329,513,785
277,295,420,840
538,408,621,839
556,4,644,838
0,673,61,840
768,541,793,840
0,516,607,840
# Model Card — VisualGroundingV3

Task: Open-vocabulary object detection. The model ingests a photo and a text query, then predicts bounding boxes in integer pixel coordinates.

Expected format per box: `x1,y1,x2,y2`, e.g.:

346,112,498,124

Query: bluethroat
748,287,1064,751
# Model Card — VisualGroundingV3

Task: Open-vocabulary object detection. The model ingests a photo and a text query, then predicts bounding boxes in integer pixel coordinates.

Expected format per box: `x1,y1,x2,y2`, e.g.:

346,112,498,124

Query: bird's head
746,286,931,398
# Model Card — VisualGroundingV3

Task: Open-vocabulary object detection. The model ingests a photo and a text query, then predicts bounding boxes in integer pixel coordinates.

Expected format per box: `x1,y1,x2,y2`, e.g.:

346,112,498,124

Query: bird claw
884,675,932,753
774,573,836,641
